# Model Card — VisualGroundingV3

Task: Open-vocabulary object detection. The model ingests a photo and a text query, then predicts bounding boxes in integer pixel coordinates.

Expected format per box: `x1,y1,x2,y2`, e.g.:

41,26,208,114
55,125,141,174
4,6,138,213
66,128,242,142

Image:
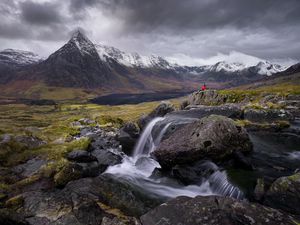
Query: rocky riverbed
1,90,300,224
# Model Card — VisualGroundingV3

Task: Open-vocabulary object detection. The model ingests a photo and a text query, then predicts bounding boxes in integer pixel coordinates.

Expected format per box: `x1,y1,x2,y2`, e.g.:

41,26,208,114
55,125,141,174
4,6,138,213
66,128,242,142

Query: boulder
254,178,265,202
15,135,46,149
244,108,294,123
67,150,97,163
140,195,296,225
117,122,140,155
187,90,227,106
264,172,300,215
138,102,175,130
153,115,253,168
91,149,122,169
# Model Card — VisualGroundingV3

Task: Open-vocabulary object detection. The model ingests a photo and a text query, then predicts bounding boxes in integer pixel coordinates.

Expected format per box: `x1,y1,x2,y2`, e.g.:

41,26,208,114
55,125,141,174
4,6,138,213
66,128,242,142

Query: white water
105,117,243,199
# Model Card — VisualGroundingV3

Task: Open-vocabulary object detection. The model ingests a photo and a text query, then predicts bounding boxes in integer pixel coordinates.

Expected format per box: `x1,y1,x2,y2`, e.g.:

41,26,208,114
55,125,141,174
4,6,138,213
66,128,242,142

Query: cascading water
105,117,243,199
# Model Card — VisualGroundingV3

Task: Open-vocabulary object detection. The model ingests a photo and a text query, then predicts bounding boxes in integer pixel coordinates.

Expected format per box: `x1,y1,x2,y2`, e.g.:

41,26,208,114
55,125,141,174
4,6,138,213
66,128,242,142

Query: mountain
0,49,41,67
0,31,294,100
0,49,42,84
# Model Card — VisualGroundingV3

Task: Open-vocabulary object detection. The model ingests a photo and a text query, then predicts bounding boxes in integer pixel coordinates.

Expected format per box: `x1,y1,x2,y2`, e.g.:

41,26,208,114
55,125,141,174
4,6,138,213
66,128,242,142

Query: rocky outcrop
186,90,227,106
244,108,294,123
264,172,300,215
140,195,296,225
67,150,97,163
117,122,140,155
138,102,175,130
153,115,252,168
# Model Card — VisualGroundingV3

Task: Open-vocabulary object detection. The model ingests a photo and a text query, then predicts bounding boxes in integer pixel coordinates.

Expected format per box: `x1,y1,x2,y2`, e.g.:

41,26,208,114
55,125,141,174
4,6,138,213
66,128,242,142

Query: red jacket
201,85,206,91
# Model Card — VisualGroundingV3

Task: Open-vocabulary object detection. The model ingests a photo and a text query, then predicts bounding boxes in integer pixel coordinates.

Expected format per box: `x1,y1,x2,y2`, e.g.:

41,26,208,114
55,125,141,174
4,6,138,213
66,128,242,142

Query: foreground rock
3,174,160,224
265,172,300,215
138,102,175,130
153,115,253,168
141,195,297,225
117,122,140,155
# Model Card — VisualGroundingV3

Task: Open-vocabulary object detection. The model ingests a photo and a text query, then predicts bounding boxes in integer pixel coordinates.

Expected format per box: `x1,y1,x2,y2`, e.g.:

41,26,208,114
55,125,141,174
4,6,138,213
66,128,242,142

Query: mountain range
0,31,297,100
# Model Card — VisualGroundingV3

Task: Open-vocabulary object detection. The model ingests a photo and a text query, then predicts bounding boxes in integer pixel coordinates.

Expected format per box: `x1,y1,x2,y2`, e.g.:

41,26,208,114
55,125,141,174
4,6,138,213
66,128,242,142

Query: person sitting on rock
201,83,207,91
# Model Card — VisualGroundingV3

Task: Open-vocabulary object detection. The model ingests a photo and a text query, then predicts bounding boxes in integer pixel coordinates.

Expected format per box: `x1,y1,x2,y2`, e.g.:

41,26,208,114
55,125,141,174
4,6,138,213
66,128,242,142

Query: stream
105,117,300,201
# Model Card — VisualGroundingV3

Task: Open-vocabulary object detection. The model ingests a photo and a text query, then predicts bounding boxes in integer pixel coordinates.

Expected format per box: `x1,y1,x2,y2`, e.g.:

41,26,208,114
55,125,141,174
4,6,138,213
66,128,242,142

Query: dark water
228,120,300,198
90,92,192,105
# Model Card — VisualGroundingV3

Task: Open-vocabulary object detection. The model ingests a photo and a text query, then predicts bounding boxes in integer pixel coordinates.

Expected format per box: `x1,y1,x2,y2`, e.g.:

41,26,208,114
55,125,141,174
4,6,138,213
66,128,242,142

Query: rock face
153,115,253,168
140,195,296,225
244,108,294,122
117,122,140,155
264,172,300,215
187,90,227,106
138,102,175,130
13,174,161,224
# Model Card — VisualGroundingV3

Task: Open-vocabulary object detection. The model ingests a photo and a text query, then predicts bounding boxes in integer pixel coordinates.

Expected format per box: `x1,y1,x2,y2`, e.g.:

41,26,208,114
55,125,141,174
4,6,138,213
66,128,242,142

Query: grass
0,98,180,167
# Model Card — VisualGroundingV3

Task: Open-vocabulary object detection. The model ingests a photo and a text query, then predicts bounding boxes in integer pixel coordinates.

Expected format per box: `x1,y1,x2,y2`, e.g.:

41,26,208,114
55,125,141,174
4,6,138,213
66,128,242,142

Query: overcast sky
0,0,299,66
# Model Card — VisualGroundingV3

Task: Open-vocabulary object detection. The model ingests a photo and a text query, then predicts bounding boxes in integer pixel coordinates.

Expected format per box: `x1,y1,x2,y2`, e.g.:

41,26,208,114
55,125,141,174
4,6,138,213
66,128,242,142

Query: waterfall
133,117,166,158
105,117,243,200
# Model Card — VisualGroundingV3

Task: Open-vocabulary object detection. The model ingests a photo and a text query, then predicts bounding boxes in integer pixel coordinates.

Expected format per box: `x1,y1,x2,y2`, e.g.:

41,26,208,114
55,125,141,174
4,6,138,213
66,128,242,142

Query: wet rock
67,150,97,163
138,102,175,130
140,195,296,225
64,174,163,217
171,160,218,185
153,115,253,168
171,104,243,119
265,172,300,215
117,122,140,155
12,158,46,178
254,178,265,202
91,149,122,169
244,108,294,123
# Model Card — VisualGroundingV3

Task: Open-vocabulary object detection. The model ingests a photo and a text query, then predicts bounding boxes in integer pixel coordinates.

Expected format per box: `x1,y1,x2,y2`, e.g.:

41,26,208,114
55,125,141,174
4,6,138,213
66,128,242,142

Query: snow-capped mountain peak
253,61,287,76
95,44,174,69
0,49,41,66
209,61,247,73
68,31,96,55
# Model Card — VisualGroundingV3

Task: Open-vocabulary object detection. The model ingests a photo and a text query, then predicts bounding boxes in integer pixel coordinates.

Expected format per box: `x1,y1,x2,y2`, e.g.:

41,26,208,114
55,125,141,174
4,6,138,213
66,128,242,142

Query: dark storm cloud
20,1,64,25
0,0,299,61
99,0,300,32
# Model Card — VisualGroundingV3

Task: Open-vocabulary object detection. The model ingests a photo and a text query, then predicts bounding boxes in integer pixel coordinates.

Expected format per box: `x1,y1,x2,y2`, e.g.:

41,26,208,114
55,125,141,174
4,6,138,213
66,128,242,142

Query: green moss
288,173,300,182
54,163,82,188
5,195,24,209
96,115,124,128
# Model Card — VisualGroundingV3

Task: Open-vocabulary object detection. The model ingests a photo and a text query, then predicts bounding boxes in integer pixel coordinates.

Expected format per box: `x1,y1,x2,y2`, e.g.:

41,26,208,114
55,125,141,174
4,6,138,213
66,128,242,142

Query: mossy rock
54,163,83,188
5,195,24,209
265,172,300,215
96,115,124,128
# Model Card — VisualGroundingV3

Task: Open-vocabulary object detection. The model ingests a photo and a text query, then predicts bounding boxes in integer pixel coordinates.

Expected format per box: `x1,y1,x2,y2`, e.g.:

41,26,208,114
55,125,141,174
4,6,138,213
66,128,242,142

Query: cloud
0,0,299,63
20,1,64,25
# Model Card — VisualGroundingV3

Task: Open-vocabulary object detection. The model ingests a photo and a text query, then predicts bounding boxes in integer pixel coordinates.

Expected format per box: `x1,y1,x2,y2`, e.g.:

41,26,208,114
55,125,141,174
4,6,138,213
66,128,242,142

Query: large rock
140,195,296,225
264,172,300,215
244,108,294,123
187,90,227,106
138,102,175,130
153,115,253,168
117,122,140,155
